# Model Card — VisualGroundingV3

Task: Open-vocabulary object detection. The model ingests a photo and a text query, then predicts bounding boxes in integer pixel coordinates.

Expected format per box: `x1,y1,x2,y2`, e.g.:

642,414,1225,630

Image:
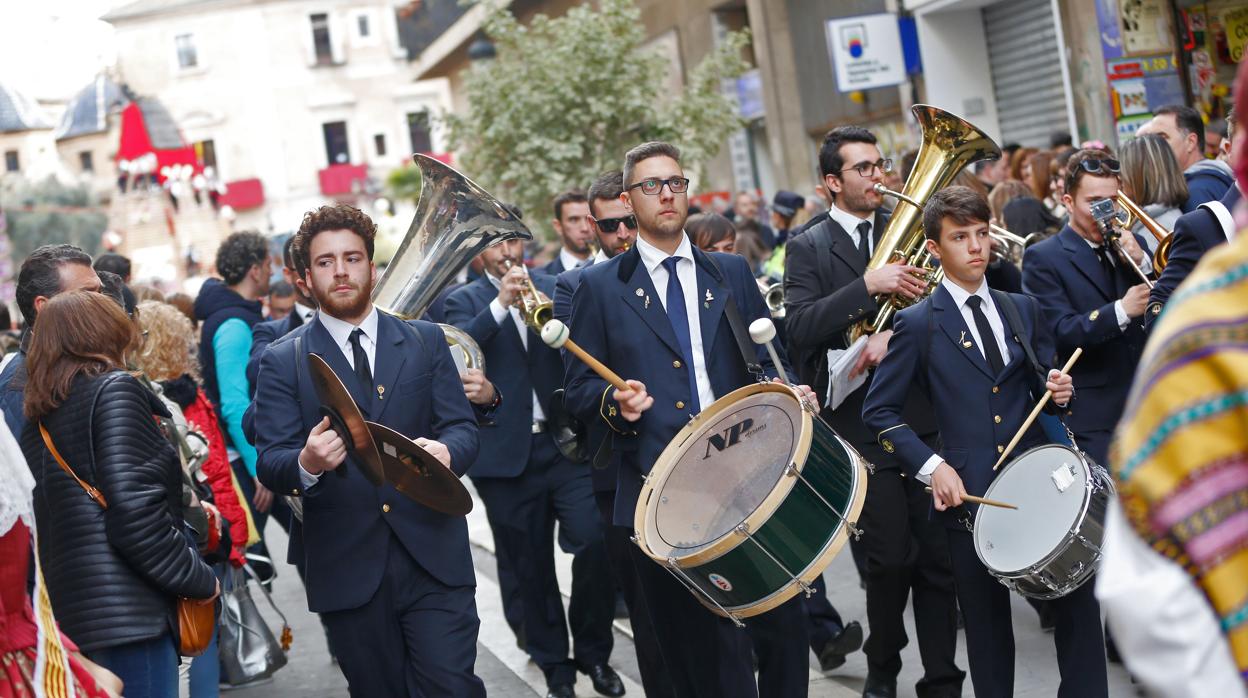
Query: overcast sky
0,1,120,101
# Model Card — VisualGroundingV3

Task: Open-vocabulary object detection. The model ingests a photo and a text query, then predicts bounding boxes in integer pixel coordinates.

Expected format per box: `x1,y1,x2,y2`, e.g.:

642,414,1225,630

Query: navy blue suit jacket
1149,185,1241,323
862,286,1054,527
254,311,479,612
443,274,563,478
563,245,786,526
246,312,304,397
540,255,569,277
1021,225,1148,436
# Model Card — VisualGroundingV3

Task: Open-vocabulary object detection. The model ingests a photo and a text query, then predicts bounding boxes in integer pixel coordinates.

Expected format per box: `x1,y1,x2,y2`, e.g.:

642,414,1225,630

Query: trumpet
1114,191,1174,272
1090,198,1154,289
502,258,554,331
758,278,785,318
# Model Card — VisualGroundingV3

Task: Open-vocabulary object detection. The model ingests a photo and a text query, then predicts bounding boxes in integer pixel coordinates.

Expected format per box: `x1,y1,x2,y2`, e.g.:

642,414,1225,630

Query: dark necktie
661,256,700,413
856,220,872,264
1094,245,1130,296
348,328,373,390
966,296,1005,375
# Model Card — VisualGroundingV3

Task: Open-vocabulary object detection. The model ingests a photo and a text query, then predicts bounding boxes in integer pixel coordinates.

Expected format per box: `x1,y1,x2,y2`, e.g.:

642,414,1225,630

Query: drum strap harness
991,291,1078,449
703,255,765,382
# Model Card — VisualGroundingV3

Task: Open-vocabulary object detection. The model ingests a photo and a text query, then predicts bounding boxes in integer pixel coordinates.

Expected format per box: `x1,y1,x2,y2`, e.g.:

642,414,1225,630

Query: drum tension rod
735,523,815,598
666,556,745,627
783,463,863,540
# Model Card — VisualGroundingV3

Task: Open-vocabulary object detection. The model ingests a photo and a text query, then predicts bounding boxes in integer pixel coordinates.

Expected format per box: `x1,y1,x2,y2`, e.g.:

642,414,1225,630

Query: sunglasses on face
592,214,637,233
839,159,894,178
626,176,690,196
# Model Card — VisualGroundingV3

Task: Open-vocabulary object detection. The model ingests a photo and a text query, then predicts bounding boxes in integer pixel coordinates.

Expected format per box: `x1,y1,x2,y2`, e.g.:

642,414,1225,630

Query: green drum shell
635,383,867,619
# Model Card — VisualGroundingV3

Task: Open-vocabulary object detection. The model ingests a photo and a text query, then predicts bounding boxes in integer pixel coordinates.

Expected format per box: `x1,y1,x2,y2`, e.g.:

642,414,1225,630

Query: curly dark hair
293,204,376,271
215,231,270,286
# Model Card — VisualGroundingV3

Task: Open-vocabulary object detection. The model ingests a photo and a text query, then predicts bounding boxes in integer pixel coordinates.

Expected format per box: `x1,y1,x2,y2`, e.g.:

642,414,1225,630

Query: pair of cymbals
307,354,473,516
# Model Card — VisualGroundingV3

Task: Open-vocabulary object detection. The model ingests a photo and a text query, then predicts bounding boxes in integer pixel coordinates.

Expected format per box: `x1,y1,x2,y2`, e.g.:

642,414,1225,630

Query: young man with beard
254,204,484,697
784,126,961,698
542,189,595,275
1021,149,1152,469
445,237,622,698
862,186,1100,698
564,142,817,698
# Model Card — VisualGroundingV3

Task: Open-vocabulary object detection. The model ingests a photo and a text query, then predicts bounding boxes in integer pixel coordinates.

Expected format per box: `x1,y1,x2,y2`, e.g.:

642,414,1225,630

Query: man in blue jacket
1139,104,1234,212
863,186,1102,698
254,204,484,697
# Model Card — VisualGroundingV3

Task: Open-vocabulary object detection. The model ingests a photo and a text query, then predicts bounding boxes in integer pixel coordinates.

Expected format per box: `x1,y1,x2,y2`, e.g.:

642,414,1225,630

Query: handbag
39,422,217,657
218,563,292,686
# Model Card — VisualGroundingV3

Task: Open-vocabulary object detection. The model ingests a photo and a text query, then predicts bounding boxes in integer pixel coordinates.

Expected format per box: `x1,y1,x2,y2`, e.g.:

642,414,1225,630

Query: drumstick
992,347,1083,471
541,320,630,392
748,318,790,385
924,487,1018,510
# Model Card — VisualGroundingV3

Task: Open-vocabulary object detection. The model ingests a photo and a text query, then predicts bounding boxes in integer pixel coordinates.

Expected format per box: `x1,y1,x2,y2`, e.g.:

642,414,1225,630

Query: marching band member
785,126,960,698
542,189,595,275
552,171,675,697
563,141,815,697
863,186,1106,698
254,204,485,697
1020,149,1152,468
445,239,623,698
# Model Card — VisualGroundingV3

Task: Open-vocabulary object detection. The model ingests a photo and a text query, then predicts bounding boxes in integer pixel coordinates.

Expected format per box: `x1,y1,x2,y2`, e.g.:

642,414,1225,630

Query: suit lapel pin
705,289,714,302
377,385,385,399
644,295,651,309
960,330,973,349
636,288,644,297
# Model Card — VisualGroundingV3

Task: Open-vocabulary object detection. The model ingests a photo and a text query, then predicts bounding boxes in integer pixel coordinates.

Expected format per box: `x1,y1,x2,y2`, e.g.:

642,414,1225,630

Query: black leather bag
218,563,291,686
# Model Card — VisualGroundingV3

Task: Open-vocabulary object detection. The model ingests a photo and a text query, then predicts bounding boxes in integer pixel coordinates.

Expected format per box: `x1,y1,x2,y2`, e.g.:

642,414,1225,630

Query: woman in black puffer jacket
21,291,218,697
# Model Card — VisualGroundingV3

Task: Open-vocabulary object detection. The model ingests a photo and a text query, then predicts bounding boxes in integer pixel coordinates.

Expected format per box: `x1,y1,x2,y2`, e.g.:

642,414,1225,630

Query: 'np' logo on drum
704,418,757,459
708,573,733,592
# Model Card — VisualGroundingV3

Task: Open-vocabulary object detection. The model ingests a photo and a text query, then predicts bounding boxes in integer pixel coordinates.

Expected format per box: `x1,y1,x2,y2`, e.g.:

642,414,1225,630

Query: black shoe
862,673,897,698
818,620,864,672
546,685,575,698
581,663,625,697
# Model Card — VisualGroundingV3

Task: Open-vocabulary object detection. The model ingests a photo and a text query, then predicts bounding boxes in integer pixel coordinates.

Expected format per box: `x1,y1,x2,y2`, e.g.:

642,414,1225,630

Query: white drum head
975,445,1091,574
642,386,804,559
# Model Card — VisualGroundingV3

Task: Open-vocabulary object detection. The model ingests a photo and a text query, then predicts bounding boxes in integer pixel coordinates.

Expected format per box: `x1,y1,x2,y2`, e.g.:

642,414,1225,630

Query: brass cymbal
366,421,474,516
306,353,384,486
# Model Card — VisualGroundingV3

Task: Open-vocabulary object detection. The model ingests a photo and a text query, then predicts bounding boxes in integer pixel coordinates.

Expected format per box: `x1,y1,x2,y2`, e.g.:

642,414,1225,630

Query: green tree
0,176,105,262
444,0,750,238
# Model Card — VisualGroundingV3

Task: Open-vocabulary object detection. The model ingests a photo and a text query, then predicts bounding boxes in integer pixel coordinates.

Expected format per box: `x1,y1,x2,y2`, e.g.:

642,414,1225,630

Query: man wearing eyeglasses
784,126,963,698
1021,149,1152,469
564,142,817,698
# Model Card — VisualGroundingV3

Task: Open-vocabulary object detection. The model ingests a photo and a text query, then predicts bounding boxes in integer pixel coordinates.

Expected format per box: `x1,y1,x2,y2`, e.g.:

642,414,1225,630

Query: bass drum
634,383,867,622
974,444,1114,599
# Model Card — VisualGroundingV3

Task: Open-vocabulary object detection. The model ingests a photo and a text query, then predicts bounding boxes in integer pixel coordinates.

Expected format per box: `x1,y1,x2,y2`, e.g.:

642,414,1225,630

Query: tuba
1114,190,1174,272
850,105,1001,343
371,154,532,366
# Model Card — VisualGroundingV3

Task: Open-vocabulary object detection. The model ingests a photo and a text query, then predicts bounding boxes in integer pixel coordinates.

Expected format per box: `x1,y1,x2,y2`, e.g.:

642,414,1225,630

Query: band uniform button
882,439,894,453
997,445,1004,454
993,415,1002,424
382,503,391,513
992,386,999,394
673,360,682,368
291,489,299,496
1090,309,1100,321
675,401,685,410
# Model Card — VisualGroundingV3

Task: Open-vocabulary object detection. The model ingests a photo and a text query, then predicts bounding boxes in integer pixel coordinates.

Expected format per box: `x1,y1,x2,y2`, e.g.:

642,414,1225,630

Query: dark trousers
626,543,758,698
595,490,676,698
321,534,485,697
473,433,615,688
744,596,812,698
1073,428,1112,470
803,574,846,653
859,469,963,696
946,530,1108,698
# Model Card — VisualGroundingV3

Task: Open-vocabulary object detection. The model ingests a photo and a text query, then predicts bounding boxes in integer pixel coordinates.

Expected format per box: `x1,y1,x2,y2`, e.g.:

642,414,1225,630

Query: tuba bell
851,105,1001,343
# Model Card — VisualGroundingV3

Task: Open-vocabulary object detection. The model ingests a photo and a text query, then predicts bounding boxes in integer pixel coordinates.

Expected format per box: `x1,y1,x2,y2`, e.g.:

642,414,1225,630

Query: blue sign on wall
899,16,922,76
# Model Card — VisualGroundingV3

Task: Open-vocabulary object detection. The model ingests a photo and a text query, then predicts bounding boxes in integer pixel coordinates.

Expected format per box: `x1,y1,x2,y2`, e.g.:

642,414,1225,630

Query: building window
357,14,370,38
311,13,333,65
3,151,17,173
194,139,217,171
79,151,94,172
407,111,432,155
175,33,198,69
323,121,350,164
374,134,387,157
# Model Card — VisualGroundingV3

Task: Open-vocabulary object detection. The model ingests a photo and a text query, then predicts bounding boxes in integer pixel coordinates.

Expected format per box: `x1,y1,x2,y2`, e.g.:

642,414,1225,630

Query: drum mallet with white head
748,318,791,385
541,320,630,392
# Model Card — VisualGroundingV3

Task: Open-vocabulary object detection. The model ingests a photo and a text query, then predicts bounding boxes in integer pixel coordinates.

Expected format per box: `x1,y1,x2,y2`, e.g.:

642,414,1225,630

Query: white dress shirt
827,203,875,258
298,306,379,488
1082,236,1151,331
559,247,586,272
292,302,316,325
1096,501,1245,697
486,275,546,422
591,248,609,265
917,277,1011,484
635,234,716,412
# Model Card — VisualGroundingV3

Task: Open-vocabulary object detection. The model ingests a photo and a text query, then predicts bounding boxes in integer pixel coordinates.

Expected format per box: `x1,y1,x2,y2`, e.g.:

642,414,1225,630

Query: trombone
1114,191,1174,273
502,258,554,331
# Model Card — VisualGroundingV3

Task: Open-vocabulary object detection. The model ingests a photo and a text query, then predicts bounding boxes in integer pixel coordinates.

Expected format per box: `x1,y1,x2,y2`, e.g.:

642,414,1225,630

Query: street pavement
228,483,1136,697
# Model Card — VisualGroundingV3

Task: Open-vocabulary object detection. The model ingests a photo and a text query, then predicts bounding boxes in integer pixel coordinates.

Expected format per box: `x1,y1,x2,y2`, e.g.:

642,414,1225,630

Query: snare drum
973,444,1114,599
634,383,867,622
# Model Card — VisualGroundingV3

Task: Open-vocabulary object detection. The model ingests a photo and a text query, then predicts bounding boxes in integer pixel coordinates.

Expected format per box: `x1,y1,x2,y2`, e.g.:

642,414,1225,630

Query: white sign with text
826,13,905,93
